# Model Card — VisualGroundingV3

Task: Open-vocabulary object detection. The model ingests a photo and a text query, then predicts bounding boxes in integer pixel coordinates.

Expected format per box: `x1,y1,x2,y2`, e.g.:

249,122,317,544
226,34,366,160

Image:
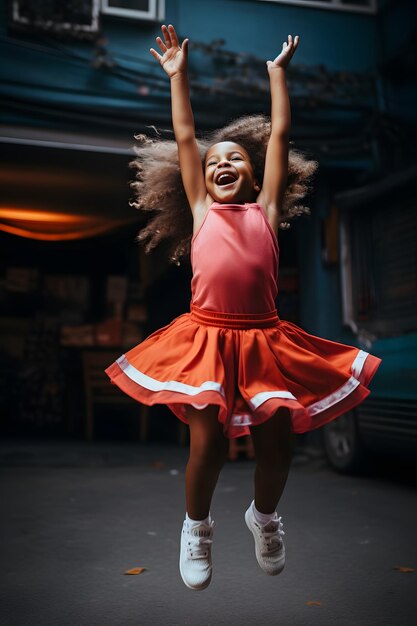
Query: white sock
186,512,211,526
252,500,277,525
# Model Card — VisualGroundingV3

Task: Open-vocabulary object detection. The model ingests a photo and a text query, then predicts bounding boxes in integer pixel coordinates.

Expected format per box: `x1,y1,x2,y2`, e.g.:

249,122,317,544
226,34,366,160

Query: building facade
1,0,416,443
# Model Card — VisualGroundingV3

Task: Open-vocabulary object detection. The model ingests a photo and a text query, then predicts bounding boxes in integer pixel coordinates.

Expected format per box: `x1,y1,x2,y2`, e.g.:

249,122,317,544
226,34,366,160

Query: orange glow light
0,208,92,223
0,207,138,241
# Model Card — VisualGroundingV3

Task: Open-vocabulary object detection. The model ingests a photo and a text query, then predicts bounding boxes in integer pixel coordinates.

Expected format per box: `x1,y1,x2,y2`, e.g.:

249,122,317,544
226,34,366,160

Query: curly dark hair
130,114,318,264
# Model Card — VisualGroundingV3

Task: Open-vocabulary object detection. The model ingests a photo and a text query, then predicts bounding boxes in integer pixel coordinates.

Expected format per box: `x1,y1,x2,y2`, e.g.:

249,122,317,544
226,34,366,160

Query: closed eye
206,154,243,166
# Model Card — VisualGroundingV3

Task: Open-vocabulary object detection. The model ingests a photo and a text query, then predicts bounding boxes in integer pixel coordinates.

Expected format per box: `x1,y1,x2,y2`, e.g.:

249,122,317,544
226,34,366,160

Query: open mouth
215,171,238,187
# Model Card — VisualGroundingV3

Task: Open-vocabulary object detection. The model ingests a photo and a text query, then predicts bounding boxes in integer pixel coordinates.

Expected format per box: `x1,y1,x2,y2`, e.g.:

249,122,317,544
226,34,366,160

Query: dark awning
334,164,417,208
0,126,142,239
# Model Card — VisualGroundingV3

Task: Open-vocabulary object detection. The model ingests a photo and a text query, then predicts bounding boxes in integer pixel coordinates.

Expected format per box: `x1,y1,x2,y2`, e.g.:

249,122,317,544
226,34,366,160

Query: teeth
217,173,235,183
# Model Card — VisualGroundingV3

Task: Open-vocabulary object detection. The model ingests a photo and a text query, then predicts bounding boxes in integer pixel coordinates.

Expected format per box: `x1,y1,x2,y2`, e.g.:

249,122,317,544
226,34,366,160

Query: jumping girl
106,25,381,591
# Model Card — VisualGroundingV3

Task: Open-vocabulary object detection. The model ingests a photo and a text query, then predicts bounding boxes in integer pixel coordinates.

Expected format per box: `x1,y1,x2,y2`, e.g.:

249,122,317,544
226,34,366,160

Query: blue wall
0,0,381,131
1,0,415,359
379,0,417,123
170,0,379,72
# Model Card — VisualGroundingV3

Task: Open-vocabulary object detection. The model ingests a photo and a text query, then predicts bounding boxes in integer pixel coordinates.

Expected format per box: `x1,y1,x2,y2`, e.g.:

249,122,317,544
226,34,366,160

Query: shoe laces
184,522,215,560
255,515,285,556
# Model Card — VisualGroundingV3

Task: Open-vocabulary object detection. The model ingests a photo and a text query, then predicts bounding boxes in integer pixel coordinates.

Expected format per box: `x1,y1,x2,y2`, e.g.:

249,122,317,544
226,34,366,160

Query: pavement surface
0,439,416,626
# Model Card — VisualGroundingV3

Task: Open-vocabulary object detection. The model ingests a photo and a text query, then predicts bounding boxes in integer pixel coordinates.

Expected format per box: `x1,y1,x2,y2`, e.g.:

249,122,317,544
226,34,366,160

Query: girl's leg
185,405,230,520
249,408,294,514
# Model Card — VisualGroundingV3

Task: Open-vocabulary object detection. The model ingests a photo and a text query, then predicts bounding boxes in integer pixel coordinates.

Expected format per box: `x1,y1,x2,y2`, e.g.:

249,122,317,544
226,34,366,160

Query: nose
217,159,231,169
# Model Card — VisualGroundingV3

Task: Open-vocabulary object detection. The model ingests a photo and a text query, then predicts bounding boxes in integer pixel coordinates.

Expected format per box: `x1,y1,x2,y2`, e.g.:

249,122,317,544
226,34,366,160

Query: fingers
168,24,179,47
155,36,167,54
158,24,186,50
275,35,295,61
287,34,299,53
154,24,172,55
281,34,299,58
267,34,299,68
149,47,162,63
160,24,182,49
150,24,188,64
161,24,171,48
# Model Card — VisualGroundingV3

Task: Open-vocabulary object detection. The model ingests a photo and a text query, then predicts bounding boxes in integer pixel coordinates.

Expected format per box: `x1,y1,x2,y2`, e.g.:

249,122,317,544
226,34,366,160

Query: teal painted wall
2,0,416,402
378,0,417,123
170,0,379,72
0,0,381,128
296,176,344,340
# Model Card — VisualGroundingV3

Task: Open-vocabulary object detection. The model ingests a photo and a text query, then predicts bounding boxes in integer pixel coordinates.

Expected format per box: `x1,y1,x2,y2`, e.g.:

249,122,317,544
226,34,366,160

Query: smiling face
204,141,259,204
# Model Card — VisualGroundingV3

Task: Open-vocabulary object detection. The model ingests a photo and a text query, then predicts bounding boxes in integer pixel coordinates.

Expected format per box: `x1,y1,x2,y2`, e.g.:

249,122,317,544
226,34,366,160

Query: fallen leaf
124,567,147,575
151,461,166,469
306,601,322,607
394,566,415,573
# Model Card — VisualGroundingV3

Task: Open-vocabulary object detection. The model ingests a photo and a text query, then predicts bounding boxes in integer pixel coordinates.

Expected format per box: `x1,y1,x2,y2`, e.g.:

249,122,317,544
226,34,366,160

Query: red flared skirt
105,304,381,439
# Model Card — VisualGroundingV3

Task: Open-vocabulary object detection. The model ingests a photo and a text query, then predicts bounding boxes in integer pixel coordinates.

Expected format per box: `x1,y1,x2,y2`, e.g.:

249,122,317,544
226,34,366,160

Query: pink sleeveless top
191,202,279,314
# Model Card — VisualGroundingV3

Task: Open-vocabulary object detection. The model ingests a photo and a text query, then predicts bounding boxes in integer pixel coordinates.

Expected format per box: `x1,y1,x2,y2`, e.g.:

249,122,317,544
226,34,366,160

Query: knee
187,405,229,466
250,411,294,471
257,434,293,468
189,432,229,467
255,457,290,475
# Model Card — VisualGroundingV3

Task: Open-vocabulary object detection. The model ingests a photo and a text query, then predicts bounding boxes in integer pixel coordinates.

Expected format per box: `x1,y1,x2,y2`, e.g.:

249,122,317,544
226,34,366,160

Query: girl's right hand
150,24,189,78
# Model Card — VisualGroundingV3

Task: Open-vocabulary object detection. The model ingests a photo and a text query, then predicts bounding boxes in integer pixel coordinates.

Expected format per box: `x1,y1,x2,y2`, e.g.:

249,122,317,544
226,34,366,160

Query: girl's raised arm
150,25,207,215
259,35,299,232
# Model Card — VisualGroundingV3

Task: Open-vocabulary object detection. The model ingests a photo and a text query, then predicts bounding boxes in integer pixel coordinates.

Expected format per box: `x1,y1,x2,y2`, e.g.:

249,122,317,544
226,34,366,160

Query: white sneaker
245,502,285,576
179,518,215,590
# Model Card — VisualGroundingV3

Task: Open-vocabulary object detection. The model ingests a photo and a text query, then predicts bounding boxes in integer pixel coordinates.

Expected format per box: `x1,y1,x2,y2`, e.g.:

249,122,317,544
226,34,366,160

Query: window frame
101,0,165,21
10,0,101,35
339,199,417,337
258,0,377,15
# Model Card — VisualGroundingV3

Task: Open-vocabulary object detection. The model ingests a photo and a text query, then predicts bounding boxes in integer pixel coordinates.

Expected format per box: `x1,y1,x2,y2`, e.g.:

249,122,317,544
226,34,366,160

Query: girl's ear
254,181,261,192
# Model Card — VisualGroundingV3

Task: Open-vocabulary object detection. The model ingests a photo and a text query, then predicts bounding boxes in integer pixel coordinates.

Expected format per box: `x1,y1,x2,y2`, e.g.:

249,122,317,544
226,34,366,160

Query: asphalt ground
0,439,416,626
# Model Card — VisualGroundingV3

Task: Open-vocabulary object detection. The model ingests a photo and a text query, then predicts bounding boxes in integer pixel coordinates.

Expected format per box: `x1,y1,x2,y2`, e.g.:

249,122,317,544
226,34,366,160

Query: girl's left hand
267,35,299,72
